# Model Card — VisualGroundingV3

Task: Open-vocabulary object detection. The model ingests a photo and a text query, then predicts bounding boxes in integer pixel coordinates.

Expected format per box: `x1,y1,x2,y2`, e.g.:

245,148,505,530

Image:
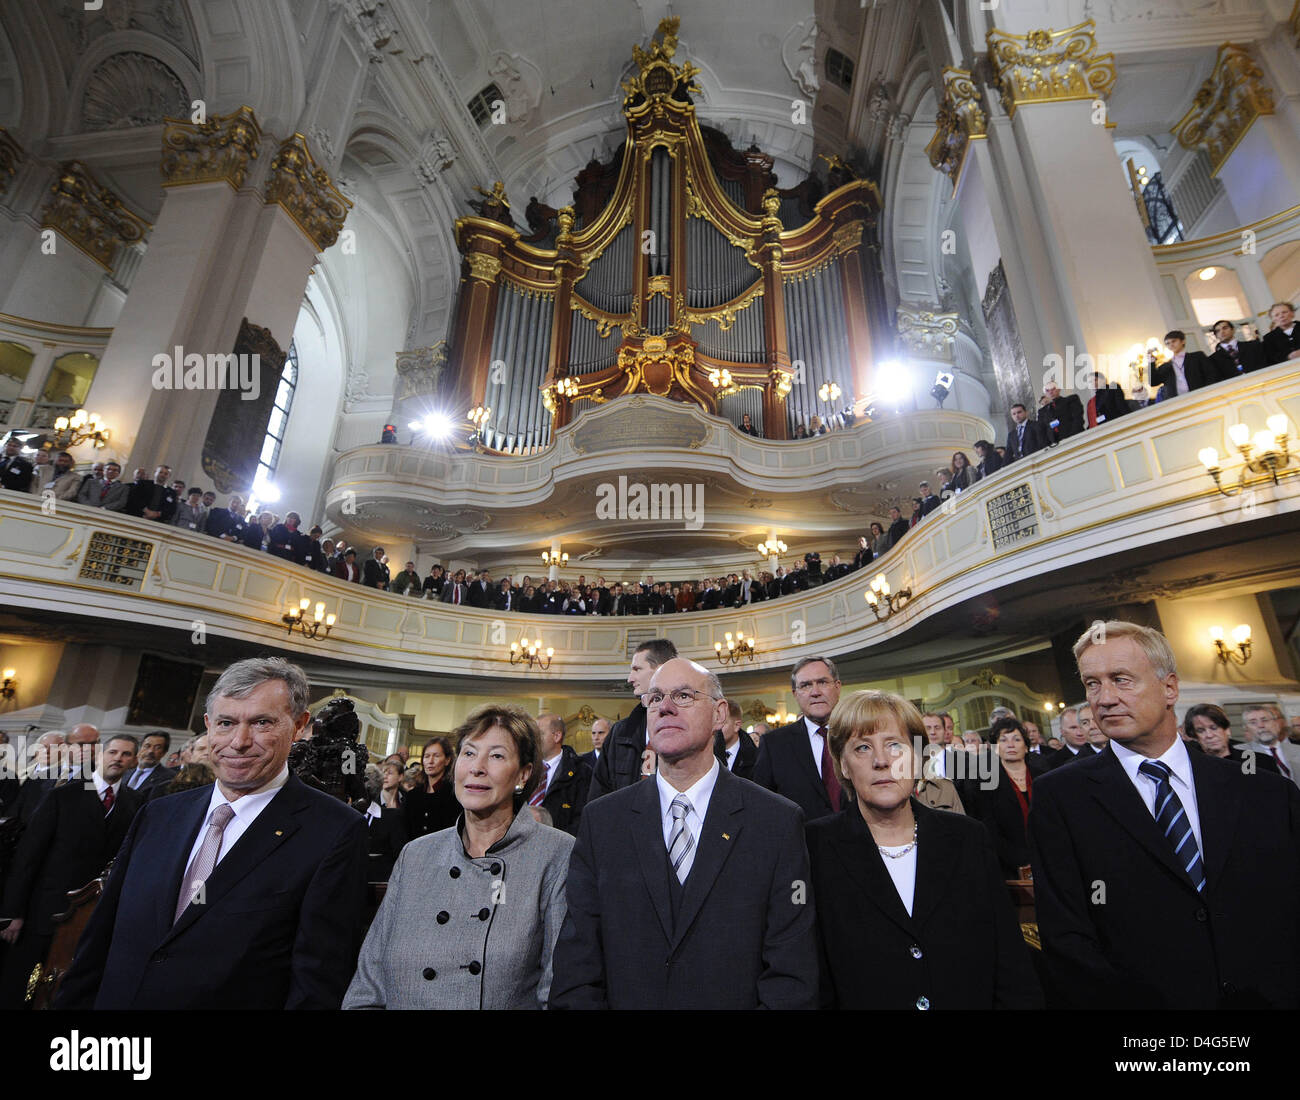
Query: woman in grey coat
344,704,574,1010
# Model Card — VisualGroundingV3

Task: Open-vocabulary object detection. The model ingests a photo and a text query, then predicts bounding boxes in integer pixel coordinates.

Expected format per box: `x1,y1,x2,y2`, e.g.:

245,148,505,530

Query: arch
188,0,304,134
60,33,202,136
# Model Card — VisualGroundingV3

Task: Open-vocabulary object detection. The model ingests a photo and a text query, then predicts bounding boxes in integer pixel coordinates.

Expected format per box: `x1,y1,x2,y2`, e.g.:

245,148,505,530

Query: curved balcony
4,365,1299,693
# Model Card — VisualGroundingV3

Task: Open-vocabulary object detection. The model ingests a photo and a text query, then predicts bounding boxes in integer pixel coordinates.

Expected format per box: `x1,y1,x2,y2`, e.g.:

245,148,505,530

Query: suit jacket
204,506,241,539
752,718,840,824
549,765,818,1009
1211,339,1268,380
2,780,142,935
124,479,155,516
334,560,361,583
362,558,390,589
1150,352,1214,401
403,780,460,840
973,763,1034,878
146,483,179,523
56,774,369,1010
716,730,758,781
364,805,408,882
1005,419,1046,462
0,454,33,492
539,745,592,836
587,704,648,802
1092,385,1130,425
1037,394,1084,442
466,579,491,608
440,580,468,604
79,477,128,510
1241,740,1300,785
6,775,57,825
121,765,178,793
1046,743,1099,771
1263,323,1300,366
807,801,1042,1009
266,523,303,563
1028,745,1300,1009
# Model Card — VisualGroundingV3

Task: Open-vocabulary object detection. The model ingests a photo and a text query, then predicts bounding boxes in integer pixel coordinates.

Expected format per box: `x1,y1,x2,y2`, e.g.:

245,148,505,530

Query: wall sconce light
282,598,335,639
864,572,912,620
818,380,842,403
510,636,553,670
1199,415,1295,495
1,668,15,699
714,630,756,665
756,537,787,557
541,548,569,566
708,367,736,394
52,409,111,449
1209,624,1251,666
469,405,491,429
556,377,580,398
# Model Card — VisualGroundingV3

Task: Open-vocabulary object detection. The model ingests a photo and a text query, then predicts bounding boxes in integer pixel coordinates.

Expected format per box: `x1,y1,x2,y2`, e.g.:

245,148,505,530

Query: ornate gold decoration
1174,44,1275,176
0,127,24,196
571,294,631,336
160,105,262,191
832,220,864,254
617,340,696,396
926,68,987,189
465,252,502,282
679,281,765,331
556,205,575,242
263,133,351,251
393,344,448,403
986,21,1117,116
647,273,672,298
621,16,701,105
40,161,151,270
896,306,959,362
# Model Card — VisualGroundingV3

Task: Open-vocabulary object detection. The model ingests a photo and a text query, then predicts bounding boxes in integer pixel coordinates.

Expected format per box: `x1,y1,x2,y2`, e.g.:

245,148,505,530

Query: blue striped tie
1138,760,1205,892
667,795,695,883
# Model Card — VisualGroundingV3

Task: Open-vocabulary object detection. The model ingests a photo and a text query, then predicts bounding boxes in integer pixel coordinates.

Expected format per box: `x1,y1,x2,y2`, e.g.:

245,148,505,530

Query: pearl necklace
878,822,918,859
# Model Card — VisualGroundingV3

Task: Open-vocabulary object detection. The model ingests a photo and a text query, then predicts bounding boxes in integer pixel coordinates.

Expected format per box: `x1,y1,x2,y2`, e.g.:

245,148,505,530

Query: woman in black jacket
807,690,1041,1009
973,439,1003,480
403,737,459,839
975,716,1046,878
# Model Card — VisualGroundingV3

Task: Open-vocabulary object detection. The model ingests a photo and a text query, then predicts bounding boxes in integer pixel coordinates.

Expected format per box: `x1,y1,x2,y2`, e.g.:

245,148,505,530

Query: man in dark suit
439,568,468,604
5,732,65,825
78,460,128,510
1005,403,1046,462
532,715,591,836
266,511,306,564
1029,620,1300,1009
917,482,942,518
1088,372,1130,427
885,506,909,547
1,734,142,1007
550,657,818,1009
1037,383,1085,443
121,730,177,794
0,437,33,493
579,718,610,772
463,569,490,608
588,639,678,801
1045,706,1092,769
362,547,390,590
142,466,179,522
715,700,758,780
123,467,155,516
752,656,847,824
205,494,246,541
1151,331,1214,401
1263,302,1300,365
1209,320,1268,380
55,657,369,1010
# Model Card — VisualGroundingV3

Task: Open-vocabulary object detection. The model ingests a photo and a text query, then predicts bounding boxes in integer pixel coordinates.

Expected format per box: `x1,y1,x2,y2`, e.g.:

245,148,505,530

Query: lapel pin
722,832,730,840
275,830,283,836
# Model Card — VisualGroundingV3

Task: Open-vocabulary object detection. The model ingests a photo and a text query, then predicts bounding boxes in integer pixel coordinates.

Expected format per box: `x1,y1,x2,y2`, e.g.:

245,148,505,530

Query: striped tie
1138,760,1205,892
667,795,695,883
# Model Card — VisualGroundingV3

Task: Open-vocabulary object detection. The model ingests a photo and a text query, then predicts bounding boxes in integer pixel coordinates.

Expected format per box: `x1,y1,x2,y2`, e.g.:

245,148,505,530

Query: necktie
529,761,550,806
819,726,842,811
100,481,109,501
1017,424,1025,449
130,769,144,790
454,585,461,604
102,785,115,813
1271,747,1292,779
175,803,236,922
667,795,695,883
1138,760,1205,892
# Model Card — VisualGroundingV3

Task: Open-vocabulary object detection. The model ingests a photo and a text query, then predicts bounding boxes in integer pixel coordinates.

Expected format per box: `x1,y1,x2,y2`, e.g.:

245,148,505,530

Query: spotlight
875,361,911,407
421,412,454,439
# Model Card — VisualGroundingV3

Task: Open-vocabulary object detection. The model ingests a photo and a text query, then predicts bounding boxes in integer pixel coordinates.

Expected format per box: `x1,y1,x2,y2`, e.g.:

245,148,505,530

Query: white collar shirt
184,765,291,875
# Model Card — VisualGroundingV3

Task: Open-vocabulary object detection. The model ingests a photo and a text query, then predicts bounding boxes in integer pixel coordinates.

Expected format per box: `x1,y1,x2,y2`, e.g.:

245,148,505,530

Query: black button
152,953,167,963
1221,981,1236,994
449,867,460,878
1195,908,1208,922
422,967,436,981
477,907,490,921
467,961,482,975
489,862,502,875
436,910,450,924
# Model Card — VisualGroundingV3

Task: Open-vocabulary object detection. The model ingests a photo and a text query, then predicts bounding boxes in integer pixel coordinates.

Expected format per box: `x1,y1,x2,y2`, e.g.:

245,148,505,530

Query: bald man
534,714,592,836
579,718,610,772
62,723,101,781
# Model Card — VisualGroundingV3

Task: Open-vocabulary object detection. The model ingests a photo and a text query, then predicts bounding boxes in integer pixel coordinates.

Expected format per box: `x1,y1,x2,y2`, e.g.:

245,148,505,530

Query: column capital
0,127,25,197
263,133,352,251
986,21,1116,117
896,306,959,363
1174,43,1275,176
161,106,263,191
393,344,449,406
465,251,502,282
926,67,988,190
40,161,151,270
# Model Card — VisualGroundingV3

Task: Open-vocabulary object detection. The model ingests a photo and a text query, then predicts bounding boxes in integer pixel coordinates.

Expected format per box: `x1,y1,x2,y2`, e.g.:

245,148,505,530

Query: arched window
254,339,297,494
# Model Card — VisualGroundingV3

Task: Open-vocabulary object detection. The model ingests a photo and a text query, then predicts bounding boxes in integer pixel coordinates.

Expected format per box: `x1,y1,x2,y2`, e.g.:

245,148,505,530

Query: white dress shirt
724,738,740,772
183,765,290,875
1170,353,1190,394
879,841,918,916
803,716,827,772
1111,737,1203,857
128,764,158,790
91,770,123,811
538,751,561,795
656,758,720,881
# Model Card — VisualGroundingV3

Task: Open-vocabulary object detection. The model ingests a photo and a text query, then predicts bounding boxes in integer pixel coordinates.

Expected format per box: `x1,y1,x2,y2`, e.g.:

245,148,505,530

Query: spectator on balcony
205,494,244,541
388,561,419,596
301,525,324,571
804,551,823,585
440,568,468,605
884,506,908,548
490,578,515,612
808,415,828,436
1151,331,1214,401
972,440,1002,481
593,580,614,615
173,488,208,532
123,467,153,516
252,511,275,550
420,563,444,599
658,583,676,614
516,583,537,612
1005,403,1045,462
741,569,763,603
267,512,305,564
673,580,694,612
1038,383,1084,444
1210,320,1268,379
334,548,361,583
1128,384,1153,412
1263,302,1300,365
943,452,975,494
142,466,179,523
362,547,389,590
36,450,80,501
0,437,33,492
739,412,761,437
792,423,808,439
825,555,850,583
78,461,128,510
464,570,490,608
917,482,942,519
24,448,51,494
319,538,336,572
854,533,874,568
1087,372,1130,428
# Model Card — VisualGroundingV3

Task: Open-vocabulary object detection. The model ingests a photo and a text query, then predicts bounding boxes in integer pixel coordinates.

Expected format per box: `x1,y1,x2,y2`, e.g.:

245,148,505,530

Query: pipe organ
447,17,882,449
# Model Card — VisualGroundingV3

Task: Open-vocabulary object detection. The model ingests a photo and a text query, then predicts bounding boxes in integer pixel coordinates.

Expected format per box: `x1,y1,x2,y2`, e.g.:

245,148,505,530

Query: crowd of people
2,620,1297,1011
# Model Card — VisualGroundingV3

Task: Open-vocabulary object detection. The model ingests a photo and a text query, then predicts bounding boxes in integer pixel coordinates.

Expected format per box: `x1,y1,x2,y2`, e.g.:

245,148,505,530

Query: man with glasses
1240,704,1300,786
550,657,817,1009
751,656,847,823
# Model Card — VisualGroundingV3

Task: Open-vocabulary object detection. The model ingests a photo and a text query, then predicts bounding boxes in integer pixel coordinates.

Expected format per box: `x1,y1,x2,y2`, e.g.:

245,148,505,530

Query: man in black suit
886,506,909,547
1209,320,1268,380
1005,403,1046,462
1263,302,1300,365
205,494,246,541
1037,383,1084,443
1045,706,1092,769
123,467,155,516
5,732,65,826
916,482,941,518
588,639,678,801
1089,372,1130,426
362,547,390,590
1151,330,1214,401
532,715,591,836
0,437,33,493
715,700,757,780
55,657,369,1010
579,718,610,772
266,511,306,564
439,568,467,605
1028,620,1300,1009
142,466,179,522
1,734,142,1007
752,656,846,824
466,569,492,608
121,730,177,794
550,657,818,1009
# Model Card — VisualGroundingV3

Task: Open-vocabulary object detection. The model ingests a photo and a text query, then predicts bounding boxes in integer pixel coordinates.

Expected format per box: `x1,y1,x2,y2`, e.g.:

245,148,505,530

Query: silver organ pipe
717,386,764,433
782,259,854,432
486,282,554,454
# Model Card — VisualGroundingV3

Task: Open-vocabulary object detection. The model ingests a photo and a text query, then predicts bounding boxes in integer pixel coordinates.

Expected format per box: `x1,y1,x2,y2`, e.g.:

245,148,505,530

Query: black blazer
56,774,369,1010
539,745,592,836
1,780,142,934
752,718,840,824
807,801,1042,1009
1038,394,1084,442
6,775,58,824
1092,385,1130,425
402,779,459,839
362,558,390,589
1150,352,1214,401
587,705,648,802
549,765,818,1009
1028,745,1300,1009
1211,339,1269,380
887,518,910,545
365,805,408,882
121,765,178,793
713,729,758,781
973,763,1034,878
0,455,33,492
1005,418,1047,462
1263,324,1300,366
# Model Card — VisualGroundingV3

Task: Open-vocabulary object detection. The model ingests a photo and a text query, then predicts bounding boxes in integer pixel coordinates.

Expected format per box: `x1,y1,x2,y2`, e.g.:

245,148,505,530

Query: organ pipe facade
447,17,881,448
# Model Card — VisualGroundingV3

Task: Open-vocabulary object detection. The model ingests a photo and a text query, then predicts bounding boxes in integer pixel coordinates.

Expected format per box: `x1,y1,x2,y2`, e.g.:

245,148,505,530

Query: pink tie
530,763,549,806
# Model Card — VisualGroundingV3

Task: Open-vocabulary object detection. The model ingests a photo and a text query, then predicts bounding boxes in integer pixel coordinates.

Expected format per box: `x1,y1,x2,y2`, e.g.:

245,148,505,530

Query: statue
288,695,370,809
469,180,513,225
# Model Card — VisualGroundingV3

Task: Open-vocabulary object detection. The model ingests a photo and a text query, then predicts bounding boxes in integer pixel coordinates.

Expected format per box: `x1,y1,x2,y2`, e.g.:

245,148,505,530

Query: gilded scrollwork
41,161,151,270
161,105,262,191
986,21,1117,116
263,133,352,251
1174,44,1275,175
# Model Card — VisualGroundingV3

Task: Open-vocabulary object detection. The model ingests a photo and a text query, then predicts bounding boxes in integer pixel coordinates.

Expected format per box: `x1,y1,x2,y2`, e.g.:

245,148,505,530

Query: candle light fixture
510,636,553,670
52,409,111,449
864,572,912,620
282,597,335,639
1209,624,1252,666
714,630,756,665
1199,414,1295,495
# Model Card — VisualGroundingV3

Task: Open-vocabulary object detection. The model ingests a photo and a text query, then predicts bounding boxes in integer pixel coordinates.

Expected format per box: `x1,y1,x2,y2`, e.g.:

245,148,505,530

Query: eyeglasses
641,688,718,710
794,678,835,692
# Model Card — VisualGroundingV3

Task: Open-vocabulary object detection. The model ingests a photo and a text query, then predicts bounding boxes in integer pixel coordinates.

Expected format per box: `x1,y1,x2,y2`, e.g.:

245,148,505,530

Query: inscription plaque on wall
986,483,1038,551
79,531,154,589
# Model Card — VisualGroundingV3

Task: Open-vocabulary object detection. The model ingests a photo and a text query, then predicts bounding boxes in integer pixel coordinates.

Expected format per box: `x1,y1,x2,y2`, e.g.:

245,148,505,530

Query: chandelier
52,409,111,449
864,572,911,620
510,636,553,670
1199,416,1295,495
714,630,756,665
541,548,569,566
756,537,787,557
283,598,335,639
